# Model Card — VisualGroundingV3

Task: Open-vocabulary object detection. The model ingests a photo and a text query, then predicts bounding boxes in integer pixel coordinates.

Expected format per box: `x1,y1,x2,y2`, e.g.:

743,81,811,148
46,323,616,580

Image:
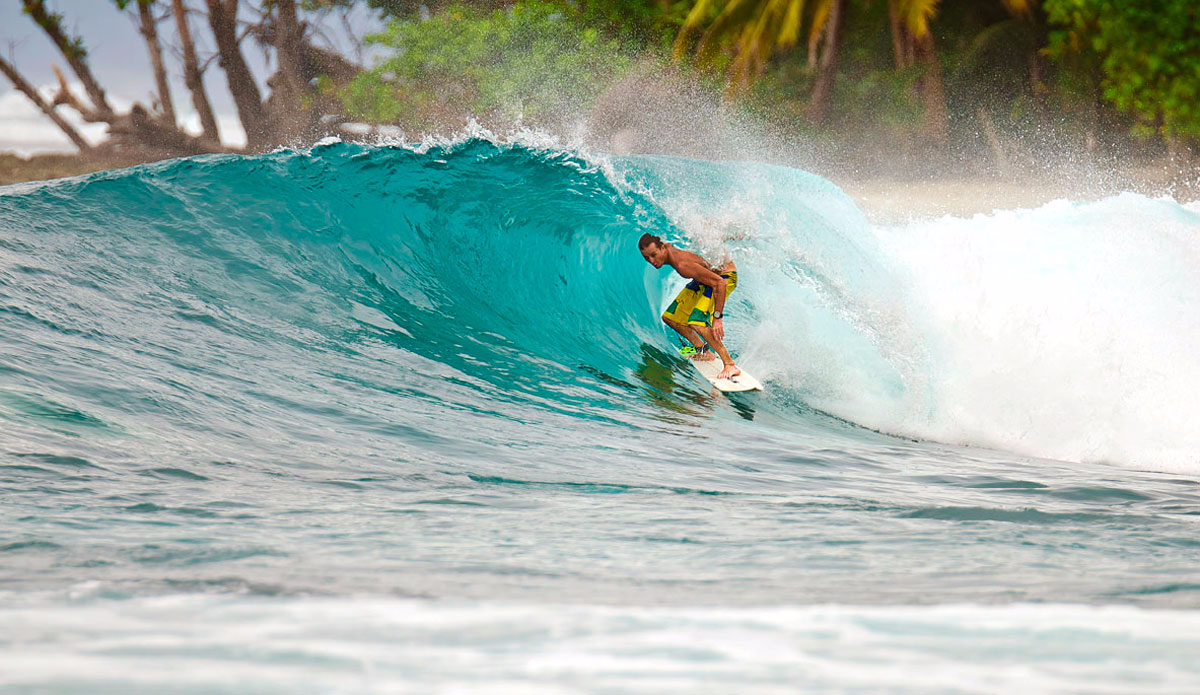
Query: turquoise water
2,139,1199,693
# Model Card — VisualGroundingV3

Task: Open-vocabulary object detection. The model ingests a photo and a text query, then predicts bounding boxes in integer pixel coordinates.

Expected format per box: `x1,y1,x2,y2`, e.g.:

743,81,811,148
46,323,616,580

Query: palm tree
676,0,1031,143
674,0,845,125
889,0,1030,146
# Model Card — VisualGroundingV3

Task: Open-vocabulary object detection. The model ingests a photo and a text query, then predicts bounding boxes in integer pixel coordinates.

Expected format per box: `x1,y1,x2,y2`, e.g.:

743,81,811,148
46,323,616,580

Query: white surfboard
691,356,763,392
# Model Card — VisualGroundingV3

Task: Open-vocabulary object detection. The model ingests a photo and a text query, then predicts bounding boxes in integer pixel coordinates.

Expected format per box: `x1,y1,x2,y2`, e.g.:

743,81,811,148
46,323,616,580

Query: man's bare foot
691,350,719,362
716,364,741,379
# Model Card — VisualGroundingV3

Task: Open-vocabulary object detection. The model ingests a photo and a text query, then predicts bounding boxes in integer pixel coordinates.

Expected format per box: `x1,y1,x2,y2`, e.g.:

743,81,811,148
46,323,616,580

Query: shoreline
0,152,158,189
838,170,1199,222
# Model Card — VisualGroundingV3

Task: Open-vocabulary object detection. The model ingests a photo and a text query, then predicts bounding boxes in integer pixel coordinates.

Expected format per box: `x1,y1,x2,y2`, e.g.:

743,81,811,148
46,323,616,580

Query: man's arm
675,258,725,290
676,260,729,342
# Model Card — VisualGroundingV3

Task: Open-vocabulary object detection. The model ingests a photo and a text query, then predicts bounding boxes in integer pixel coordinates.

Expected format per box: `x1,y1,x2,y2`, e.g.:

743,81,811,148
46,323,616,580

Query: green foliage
307,0,504,19
21,2,88,61
342,1,635,126
571,0,694,49
1045,0,1200,140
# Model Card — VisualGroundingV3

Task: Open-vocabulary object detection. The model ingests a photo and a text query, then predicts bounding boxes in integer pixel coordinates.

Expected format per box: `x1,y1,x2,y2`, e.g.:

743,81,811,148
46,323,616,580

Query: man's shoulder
671,250,709,274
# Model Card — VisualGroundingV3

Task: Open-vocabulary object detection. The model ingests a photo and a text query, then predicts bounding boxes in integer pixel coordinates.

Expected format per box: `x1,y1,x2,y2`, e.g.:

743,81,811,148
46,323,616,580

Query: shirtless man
638,233,741,380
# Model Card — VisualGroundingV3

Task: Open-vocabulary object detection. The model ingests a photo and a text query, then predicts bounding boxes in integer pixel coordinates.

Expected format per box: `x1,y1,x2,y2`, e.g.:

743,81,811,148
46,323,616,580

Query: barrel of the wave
638,233,763,393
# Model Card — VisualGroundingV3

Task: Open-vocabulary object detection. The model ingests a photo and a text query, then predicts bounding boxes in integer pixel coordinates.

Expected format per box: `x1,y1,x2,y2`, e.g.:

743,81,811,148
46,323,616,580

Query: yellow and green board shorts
662,272,737,327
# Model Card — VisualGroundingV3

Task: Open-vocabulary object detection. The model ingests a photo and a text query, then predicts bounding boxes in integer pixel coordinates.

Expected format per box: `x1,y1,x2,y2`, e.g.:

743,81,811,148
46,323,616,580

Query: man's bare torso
669,248,735,280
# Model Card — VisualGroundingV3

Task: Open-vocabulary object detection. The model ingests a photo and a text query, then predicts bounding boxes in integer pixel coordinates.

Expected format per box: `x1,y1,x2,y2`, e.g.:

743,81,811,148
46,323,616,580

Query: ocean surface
2,138,1199,693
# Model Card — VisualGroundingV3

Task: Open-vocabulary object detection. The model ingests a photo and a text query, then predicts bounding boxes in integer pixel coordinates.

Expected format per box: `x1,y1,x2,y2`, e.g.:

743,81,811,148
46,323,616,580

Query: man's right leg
662,316,707,355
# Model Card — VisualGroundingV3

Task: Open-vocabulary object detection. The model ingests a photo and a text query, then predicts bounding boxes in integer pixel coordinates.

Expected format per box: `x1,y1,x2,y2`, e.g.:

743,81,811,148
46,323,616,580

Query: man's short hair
638,233,662,250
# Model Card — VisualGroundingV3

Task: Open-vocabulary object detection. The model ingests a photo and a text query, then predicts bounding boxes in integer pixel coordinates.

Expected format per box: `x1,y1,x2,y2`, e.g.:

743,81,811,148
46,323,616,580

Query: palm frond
677,0,819,90
696,0,762,64
1000,0,1031,16
807,0,831,56
769,0,805,48
674,0,719,58
897,0,942,38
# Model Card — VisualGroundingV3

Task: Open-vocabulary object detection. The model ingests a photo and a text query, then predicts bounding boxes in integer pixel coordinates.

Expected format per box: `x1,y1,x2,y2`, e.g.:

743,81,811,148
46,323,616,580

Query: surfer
638,233,741,380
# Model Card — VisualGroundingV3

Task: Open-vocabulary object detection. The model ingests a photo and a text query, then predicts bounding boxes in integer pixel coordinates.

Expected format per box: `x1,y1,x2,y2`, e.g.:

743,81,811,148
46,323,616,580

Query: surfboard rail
690,356,763,392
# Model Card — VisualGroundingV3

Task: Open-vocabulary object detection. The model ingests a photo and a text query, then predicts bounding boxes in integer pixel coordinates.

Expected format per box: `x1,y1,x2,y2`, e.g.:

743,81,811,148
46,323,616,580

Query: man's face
641,242,667,269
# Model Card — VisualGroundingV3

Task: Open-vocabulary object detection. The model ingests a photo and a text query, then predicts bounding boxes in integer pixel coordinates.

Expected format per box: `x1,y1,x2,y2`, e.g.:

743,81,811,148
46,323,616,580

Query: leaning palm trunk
889,0,1030,148
889,0,948,147
136,0,176,126
912,30,947,145
805,0,843,126
173,0,222,144
205,0,271,150
268,0,320,143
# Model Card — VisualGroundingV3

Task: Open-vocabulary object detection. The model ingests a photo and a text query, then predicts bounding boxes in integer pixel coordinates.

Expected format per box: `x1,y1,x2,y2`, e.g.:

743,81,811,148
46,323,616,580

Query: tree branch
49,64,106,122
21,0,113,118
0,55,92,152
109,103,226,154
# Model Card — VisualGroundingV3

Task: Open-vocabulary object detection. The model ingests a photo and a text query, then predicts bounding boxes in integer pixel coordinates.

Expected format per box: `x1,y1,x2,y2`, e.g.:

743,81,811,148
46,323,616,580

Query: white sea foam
1,594,1197,694
745,192,1200,474
867,194,1200,473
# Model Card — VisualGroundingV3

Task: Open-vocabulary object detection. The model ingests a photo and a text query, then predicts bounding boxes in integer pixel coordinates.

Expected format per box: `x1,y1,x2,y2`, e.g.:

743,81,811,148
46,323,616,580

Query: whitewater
1,138,1198,693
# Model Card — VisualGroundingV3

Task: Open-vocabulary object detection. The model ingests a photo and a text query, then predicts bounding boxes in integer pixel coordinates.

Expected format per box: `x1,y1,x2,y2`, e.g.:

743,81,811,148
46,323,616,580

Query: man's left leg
693,324,741,378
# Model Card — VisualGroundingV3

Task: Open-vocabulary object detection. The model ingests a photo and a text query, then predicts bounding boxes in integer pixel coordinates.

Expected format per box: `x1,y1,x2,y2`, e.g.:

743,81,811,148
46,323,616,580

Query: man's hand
713,317,725,343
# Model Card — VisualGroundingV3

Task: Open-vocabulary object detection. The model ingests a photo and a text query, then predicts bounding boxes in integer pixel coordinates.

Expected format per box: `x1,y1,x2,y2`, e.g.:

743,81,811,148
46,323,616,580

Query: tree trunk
806,0,844,127
913,31,948,147
0,56,92,152
21,0,113,119
888,2,914,69
205,0,271,150
136,0,176,125
274,0,307,99
977,106,1008,173
11,0,224,157
888,3,945,147
271,0,311,141
172,0,221,143
889,2,905,68
1029,49,1048,118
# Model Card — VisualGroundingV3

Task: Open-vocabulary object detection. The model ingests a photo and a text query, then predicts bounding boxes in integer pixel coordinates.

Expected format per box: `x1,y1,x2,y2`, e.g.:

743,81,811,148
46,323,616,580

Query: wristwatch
713,312,723,319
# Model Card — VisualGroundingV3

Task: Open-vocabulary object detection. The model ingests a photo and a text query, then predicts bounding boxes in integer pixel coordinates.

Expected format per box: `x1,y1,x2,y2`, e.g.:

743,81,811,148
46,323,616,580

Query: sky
0,1,386,156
